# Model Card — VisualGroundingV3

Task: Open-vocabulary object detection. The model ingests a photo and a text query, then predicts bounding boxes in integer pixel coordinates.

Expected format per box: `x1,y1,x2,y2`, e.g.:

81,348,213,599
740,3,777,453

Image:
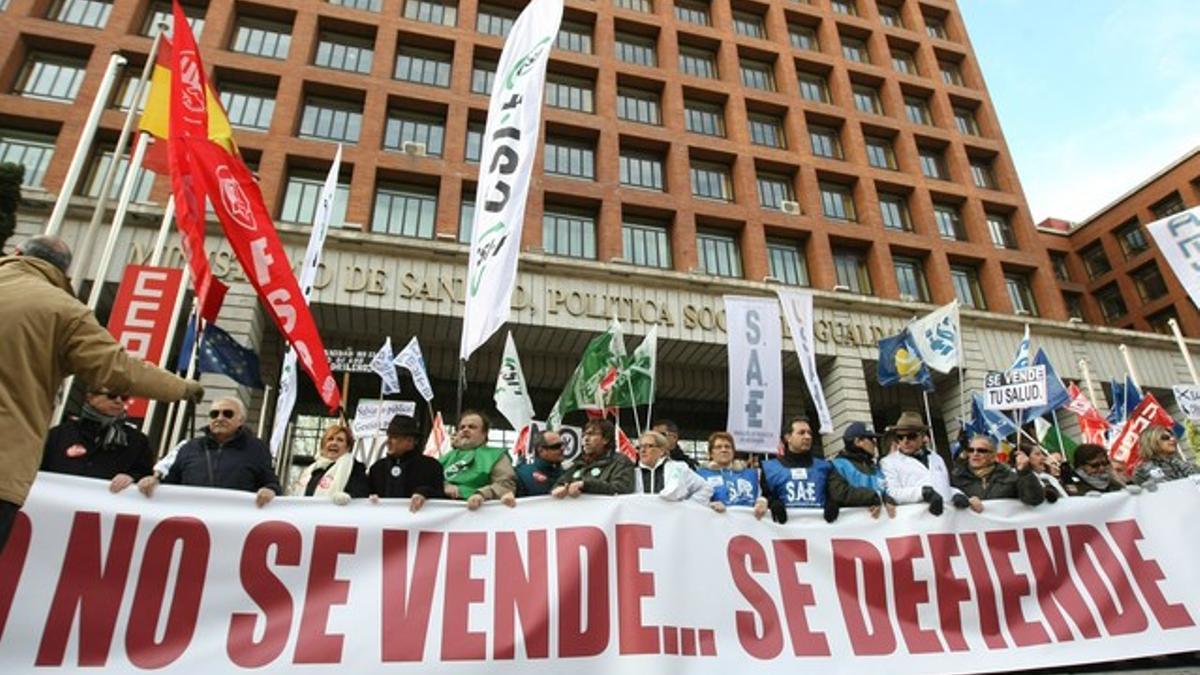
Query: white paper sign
351,399,416,439
984,365,1047,411
724,296,783,453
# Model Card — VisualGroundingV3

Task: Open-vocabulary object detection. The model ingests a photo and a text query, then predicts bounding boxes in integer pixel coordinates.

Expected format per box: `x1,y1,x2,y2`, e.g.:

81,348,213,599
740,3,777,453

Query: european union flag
177,318,264,388
877,328,934,391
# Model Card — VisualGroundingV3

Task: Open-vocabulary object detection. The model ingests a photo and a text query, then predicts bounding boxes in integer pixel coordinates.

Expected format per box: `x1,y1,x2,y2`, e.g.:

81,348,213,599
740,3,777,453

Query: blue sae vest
763,457,830,508
697,467,760,507
831,457,886,495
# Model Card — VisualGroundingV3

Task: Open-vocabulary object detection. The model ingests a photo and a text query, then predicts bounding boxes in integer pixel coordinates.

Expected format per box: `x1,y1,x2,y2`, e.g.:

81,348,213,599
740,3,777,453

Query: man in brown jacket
0,236,203,551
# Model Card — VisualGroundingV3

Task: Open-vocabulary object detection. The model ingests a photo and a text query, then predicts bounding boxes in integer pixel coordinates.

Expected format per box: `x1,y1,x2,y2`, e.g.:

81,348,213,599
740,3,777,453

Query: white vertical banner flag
907,299,961,373
394,336,434,402
776,289,833,434
495,331,535,431
270,145,341,455
725,296,783,453
371,337,401,395
1147,205,1200,309
459,0,564,361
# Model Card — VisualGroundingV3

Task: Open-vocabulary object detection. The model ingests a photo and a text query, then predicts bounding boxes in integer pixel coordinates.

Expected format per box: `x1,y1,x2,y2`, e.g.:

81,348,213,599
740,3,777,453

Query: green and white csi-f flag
610,325,657,408
269,144,341,456
494,331,535,432
547,318,624,428
459,0,564,361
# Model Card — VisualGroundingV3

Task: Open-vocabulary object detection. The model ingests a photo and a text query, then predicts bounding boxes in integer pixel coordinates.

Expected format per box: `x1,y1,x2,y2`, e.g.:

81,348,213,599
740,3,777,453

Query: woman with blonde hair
291,424,369,504
696,431,759,512
1133,424,1200,487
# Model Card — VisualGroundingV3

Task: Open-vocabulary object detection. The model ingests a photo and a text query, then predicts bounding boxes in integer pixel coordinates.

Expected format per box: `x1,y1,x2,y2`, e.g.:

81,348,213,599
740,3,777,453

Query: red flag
616,427,638,462
424,411,449,458
1108,392,1175,474
1067,383,1110,445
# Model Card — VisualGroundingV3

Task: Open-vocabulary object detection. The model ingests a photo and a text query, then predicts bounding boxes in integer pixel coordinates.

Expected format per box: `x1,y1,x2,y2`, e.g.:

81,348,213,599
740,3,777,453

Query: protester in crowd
1134,424,1200,486
697,431,759,512
41,389,153,493
651,418,698,470
828,422,897,520
0,235,202,552
755,417,836,523
552,418,634,497
633,430,712,505
879,412,956,515
441,410,517,509
515,429,565,496
290,423,368,504
138,397,279,506
951,436,1045,510
1015,445,1067,501
1068,443,1128,495
368,415,444,512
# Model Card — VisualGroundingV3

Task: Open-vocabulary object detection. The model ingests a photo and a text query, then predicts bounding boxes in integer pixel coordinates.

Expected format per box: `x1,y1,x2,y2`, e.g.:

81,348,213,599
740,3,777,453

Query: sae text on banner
724,295,782,453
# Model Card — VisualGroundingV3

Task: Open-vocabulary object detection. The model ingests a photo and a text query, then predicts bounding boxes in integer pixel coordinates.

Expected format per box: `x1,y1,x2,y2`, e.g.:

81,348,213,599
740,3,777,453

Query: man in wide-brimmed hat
879,411,958,515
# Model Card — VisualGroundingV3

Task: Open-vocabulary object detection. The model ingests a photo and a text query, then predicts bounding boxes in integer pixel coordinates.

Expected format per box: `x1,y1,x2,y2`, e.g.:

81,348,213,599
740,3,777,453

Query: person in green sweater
440,410,517,509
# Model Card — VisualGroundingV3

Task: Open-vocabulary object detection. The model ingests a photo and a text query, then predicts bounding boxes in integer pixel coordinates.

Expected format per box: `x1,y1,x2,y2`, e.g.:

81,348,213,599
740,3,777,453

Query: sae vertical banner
725,296,783,453
459,0,564,361
1146,204,1200,309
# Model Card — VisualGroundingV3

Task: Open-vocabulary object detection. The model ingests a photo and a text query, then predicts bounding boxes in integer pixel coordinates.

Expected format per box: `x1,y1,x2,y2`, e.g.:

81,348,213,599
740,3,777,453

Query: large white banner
5,474,1200,673
725,296,783,453
1146,204,1200,309
776,290,832,434
459,0,564,360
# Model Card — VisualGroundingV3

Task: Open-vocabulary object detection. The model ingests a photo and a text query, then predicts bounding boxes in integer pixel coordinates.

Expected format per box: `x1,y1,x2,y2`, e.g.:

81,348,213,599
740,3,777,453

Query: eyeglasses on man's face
209,409,237,420
964,446,993,455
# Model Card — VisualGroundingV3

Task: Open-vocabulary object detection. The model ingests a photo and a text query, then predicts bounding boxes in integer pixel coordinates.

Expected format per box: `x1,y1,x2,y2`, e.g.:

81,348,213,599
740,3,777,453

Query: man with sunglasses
879,411,957,515
138,397,279,507
41,390,153,493
515,429,566,497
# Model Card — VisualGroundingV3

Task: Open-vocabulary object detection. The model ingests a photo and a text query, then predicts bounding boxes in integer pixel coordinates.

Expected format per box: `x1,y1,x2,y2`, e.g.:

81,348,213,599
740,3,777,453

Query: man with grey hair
138,396,279,507
0,235,203,552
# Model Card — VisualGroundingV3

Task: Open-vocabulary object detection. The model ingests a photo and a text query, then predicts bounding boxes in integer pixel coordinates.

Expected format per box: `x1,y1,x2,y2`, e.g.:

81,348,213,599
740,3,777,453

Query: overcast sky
958,0,1200,224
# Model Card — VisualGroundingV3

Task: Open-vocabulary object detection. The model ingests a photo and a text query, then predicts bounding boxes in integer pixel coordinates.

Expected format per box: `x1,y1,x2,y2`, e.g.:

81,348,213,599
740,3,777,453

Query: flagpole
1079,358,1100,405
168,308,204,451
1050,409,1065,453
456,359,466,421
955,302,966,422
71,30,167,293
1118,344,1141,391
141,263,189,436
1168,319,1200,386
257,385,272,438
44,53,127,238
86,132,150,310
922,390,937,456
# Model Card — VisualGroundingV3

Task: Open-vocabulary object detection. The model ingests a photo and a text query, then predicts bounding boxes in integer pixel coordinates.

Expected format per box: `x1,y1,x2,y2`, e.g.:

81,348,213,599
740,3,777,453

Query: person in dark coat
138,397,280,507
368,414,445,512
290,423,368,504
552,419,635,497
515,430,565,496
950,436,1044,509
42,389,154,493
827,421,897,520
1067,443,1127,496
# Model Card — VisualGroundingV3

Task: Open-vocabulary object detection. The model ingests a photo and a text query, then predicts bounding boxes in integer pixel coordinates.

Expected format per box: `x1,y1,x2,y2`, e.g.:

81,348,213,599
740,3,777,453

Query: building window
809,125,843,160
298,97,363,143
219,84,275,131
940,60,964,86
615,33,657,66
1096,284,1126,321
464,121,484,162
315,32,373,74
841,36,869,63
329,0,381,11
1152,193,1186,219
1148,309,1179,335
740,59,776,91
789,24,819,51
1080,242,1111,278
894,256,929,301
891,48,917,75
925,16,948,39
546,74,594,112
767,239,809,286
383,111,445,157
679,46,719,79
748,113,786,148
690,161,733,201
622,217,671,268
82,147,153,202
879,192,911,231
1063,293,1083,321
394,46,452,87
757,171,795,210
231,18,291,60
112,72,150,112
17,53,86,102
478,5,520,36
543,207,597,259
797,72,830,103
904,96,932,125
615,0,654,13
544,136,595,180
1115,219,1150,258
865,136,896,169
696,230,742,278
372,183,437,238
143,1,205,37
557,21,593,54
458,196,475,243
404,0,457,26
0,130,55,187
853,85,882,114
733,11,765,39
820,182,856,221
954,107,980,136
918,146,946,180
280,170,350,225
1005,273,1038,316
471,58,496,95
970,157,997,189
675,0,710,26
49,0,112,28
619,149,665,191
950,265,985,309
830,0,857,16
987,213,1016,248
617,87,661,125
1050,252,1070,281
878,4,903,28
1132,264,1168,301
685,99,725,137
933,203,964,240
833,249,871,294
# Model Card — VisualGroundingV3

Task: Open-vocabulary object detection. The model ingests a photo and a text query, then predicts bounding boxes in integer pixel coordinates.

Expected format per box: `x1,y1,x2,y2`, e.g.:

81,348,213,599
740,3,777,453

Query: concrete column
817,355,873,457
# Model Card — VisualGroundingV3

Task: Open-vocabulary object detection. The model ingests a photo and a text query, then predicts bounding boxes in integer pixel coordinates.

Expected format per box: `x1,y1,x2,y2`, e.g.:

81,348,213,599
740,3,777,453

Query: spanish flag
139,36,235,172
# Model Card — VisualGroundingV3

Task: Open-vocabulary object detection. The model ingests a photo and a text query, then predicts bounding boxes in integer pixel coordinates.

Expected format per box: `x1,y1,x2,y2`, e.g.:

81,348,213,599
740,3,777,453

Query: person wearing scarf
42,390,152,493
291,424,369,505
1068,443,1129,496
1133,424,1200,487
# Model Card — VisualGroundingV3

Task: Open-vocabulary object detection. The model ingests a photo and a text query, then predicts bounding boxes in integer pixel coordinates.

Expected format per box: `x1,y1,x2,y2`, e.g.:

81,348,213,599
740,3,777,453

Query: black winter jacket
950,461,1044,505
163,428,281,493
42,417,154,481
368,451,445,499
